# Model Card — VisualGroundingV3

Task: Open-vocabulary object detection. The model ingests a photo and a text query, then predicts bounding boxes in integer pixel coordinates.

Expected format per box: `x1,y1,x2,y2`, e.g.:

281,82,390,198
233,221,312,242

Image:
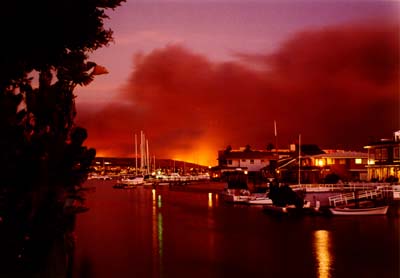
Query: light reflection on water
313,230,333,278
208,192,213,208
157,213,163,265
152,189,164,277
207,193,216,263
73,181,399,278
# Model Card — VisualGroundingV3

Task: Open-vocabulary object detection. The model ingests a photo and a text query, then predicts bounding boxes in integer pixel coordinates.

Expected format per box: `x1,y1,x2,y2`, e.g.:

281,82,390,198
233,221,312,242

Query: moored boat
246,194,273,205
220,169,251,203
329,205,389,216
120,175,144,186
221,188,251,203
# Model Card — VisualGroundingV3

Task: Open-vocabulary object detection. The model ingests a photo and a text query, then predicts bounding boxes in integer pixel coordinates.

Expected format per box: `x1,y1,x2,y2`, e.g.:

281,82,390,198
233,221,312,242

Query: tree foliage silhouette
0,2,125,273
0,0,124,192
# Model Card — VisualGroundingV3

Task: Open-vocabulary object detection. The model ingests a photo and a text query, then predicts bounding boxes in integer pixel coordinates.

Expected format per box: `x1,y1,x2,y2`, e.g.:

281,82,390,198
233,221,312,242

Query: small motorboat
220,188,251,203
246,194,273,205
120,176,144,185
220,169,251,203
329,205,389,216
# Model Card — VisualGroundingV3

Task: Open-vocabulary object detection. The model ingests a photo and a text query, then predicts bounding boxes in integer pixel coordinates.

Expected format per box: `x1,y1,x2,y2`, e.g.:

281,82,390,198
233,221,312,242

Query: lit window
355,158,362,164
316,159,324,167
339,159,346,165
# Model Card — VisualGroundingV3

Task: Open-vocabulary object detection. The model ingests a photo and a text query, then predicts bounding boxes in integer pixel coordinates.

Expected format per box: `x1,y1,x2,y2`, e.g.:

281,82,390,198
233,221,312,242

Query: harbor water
72,180,399,278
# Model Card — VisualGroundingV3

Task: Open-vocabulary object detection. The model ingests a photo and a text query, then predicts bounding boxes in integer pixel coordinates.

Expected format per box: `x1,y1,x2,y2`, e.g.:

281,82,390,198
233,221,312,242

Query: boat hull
329,205,389,216
247,198,273,205
220,189,251,203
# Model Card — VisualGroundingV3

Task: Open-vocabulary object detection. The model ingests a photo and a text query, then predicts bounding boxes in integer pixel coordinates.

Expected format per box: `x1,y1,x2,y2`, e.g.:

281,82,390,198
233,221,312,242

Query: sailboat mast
274,120,278,156
140,130,144,174
135,133,138,175
146,139,149,174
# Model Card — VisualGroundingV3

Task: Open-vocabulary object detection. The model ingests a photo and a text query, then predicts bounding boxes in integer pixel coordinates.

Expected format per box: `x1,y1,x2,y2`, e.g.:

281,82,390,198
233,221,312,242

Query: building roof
364,130,400,148
308,151,368,159
219,150,278,159
364,139,400,148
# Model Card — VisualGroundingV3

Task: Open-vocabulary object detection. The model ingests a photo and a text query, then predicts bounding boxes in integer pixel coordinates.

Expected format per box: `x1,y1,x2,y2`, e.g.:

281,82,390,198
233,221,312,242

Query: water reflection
158,212,163,258
71,182,399,278
152,190,163,277
207,193,216,263
313,230,333,278
208,192,213,208
158,195,162,208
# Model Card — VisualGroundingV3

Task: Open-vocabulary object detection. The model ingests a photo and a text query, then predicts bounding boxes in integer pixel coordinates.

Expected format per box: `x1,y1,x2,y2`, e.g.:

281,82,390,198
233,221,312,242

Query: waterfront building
306,151,369,182
275,148,370,183
364,130,400,182
218,144,368,184
217,146,291,172
214,146,291,182
216,144,325,183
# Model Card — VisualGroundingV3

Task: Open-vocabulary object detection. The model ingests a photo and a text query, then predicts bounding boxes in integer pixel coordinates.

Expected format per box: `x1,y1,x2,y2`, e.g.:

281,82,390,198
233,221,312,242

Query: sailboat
114,130,149,189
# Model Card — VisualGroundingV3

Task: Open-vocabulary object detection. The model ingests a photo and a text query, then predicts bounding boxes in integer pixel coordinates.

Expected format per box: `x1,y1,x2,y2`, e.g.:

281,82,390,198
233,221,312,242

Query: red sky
75,1,400,166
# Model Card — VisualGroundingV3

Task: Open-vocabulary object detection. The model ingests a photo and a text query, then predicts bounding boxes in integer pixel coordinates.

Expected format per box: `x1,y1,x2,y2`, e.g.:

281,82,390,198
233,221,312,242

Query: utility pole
298,134,301,185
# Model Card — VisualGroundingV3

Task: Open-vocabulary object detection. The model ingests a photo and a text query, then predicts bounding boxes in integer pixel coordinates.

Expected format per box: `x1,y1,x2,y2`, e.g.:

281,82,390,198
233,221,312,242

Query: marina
70,179,400,278
1,1,399,277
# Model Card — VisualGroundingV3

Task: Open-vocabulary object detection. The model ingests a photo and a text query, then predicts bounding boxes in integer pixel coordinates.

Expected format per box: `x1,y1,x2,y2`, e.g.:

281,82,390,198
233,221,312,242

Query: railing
291,182,395,192
376,185,400,199
328,189,383,207
328,192,356,207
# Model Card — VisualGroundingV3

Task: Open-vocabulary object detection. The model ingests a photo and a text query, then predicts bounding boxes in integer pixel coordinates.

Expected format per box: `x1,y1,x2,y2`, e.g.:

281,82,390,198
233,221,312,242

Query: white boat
329,205,389,216
220,169,251,203
246,194,273,205
120,176,144,185
221,188,251,203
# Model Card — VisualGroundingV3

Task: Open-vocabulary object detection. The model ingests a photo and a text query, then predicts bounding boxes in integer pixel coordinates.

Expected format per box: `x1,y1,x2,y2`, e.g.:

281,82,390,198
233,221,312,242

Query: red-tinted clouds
77,22,399,165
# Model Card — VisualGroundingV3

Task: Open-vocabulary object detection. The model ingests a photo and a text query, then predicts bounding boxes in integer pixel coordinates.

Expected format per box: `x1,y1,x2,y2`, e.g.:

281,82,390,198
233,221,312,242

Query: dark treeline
0,0,125,276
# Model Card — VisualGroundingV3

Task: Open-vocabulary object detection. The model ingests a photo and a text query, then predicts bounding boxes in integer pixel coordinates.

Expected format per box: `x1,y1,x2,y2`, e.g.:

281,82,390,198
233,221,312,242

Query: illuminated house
217,148,280,172
273,146,368,183
306,151,369,182
364,130,400,182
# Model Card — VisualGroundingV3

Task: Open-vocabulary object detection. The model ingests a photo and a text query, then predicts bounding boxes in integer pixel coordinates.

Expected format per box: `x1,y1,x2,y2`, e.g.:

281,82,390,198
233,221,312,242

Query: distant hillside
93,157,208,170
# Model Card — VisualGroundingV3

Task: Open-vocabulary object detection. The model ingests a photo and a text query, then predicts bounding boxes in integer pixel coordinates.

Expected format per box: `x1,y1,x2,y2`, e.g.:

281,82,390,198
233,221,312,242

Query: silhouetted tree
266,143,274,151
0,1,125,275
324,173,341,184
0,0,124,192
224,145,232,154
244,144,252,152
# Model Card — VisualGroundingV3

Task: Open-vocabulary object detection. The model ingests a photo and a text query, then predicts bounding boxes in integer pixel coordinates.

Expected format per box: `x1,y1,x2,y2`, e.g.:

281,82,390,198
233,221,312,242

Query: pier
294,182,399,207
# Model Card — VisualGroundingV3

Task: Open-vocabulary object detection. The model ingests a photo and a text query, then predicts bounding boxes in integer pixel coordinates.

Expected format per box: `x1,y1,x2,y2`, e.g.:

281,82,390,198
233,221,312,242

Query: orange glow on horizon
90,140,218,166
